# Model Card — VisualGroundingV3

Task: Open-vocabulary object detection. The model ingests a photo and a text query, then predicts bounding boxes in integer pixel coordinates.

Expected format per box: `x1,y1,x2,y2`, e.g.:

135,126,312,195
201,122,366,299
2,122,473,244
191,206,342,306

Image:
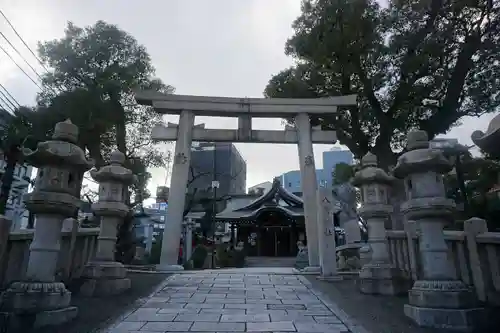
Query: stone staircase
245,256,296,268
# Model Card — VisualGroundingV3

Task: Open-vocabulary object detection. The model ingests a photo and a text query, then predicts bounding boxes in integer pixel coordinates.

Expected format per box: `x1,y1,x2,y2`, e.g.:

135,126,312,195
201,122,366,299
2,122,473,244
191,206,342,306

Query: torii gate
135,91,357,272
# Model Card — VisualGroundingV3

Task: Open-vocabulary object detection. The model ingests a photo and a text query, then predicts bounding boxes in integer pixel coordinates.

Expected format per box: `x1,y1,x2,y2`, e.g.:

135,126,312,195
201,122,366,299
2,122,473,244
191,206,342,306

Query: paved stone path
105,270,355,332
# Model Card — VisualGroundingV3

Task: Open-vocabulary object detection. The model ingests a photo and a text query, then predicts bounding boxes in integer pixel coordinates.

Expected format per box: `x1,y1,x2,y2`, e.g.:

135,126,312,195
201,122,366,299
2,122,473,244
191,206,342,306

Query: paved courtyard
103,268,365,333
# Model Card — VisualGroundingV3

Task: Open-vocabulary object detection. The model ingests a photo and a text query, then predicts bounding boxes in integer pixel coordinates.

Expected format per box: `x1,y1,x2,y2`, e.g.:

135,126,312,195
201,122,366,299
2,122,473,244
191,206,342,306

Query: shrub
215,244,246,268
191,245,208,269
148,240,162,264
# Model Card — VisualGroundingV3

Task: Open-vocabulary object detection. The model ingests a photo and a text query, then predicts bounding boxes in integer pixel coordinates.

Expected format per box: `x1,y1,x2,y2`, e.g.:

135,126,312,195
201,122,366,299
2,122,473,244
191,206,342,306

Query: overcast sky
0,0,496,199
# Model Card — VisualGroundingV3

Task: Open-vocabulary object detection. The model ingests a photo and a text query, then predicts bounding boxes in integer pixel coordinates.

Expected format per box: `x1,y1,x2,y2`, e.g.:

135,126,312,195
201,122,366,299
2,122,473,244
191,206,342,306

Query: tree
37,20,173,202
265,0,500,167
332,162,354,185
0,107,46,215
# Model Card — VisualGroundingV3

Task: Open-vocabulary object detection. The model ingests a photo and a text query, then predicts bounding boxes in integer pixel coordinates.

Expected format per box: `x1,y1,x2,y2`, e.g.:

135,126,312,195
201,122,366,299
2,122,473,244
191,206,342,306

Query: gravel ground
26,272,170,333
306,276,498,333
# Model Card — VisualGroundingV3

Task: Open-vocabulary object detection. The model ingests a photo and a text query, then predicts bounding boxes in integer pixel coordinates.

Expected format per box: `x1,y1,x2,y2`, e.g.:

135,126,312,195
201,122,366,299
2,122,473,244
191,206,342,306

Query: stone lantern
183,218,196,262
352,152,409,295
80,150,135,296
0,119,93,328
393,130,483,331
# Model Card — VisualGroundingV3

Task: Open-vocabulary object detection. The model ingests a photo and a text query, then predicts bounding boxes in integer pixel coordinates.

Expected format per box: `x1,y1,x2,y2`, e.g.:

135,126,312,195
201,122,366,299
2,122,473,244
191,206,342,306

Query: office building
188,142,246,198
278,148,353,195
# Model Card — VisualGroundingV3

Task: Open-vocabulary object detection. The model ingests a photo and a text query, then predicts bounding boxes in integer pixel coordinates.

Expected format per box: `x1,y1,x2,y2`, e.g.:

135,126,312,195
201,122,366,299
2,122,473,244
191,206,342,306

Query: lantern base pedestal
0,281,77,329
79,261,130,296
300,266,321,275
404,279,486,331
317,275,343,281
156,264,184,272
358,263,410,295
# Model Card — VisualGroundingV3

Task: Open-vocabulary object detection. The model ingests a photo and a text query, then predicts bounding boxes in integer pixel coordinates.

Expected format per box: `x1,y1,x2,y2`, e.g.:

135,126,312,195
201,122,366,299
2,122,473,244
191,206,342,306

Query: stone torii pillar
80,150,135,296
158,110,195,271
295,113,320,272
394,130,484,331
316,187,341,280
0,120,93,329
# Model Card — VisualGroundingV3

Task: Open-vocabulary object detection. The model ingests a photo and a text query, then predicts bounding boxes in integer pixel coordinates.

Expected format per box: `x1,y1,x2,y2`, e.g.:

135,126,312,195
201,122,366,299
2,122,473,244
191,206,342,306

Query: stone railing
0,226,99,289
386,219,500,306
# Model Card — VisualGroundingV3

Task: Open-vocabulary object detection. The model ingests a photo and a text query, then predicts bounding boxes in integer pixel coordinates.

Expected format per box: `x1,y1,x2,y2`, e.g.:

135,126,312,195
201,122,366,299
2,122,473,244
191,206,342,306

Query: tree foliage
265,0,500,166
36,20,173,202
332,162,354,185
0,107,47,215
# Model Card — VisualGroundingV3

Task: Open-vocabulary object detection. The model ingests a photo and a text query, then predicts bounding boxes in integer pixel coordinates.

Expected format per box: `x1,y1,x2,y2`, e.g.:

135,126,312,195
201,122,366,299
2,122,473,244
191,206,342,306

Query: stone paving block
287,309,333,316
169,297,205,303
247,320,296,332
313,315,343,324
200,308,246,314
185,303,224,309
204,293,227,298
268,304,306,310
111,321,146,331
208,288,230,292
245,298,282,304
220,314,270,322
295,322,349,332
169,292,194,298
124,312,176,322
224,303,267,310
128,308,160,316
141,321,193,331
142,302,186,309
174,313,221,322
270,314,316,323
203,298,246,304
157,308,200,314
276,292,300,299
246,309,287,316
190,321,245,331
281,298,322,305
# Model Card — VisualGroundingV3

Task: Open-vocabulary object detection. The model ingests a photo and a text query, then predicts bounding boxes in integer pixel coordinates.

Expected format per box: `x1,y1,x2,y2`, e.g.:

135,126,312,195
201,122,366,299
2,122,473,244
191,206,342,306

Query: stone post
352,152,409,295
344,218,361,244
0,119,93,329
295,112,320,272
393,130,484,331
159,110,195,271
316,187,341,281
185,218,195,262
80,150,135,296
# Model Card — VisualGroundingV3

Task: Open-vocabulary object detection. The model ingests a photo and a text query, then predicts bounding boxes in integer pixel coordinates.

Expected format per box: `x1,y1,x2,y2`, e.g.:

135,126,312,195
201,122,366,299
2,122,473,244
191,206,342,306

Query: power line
0,31,45,82
0,94,14,113
0,86,17,111
0,83,20,108
0,43,44,91
0,9,49,72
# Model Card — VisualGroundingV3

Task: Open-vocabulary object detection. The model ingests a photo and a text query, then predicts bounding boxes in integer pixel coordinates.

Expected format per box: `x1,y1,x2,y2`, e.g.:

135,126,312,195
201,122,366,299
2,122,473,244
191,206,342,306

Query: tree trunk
0,147,19,215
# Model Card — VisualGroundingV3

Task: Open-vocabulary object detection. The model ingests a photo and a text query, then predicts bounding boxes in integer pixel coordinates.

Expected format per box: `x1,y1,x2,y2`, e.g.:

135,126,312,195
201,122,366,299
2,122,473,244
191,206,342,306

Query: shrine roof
213,178,304,222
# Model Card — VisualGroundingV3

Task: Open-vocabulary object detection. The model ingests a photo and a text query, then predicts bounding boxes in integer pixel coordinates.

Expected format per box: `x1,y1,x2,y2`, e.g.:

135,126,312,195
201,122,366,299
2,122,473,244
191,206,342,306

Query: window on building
288,182,292,187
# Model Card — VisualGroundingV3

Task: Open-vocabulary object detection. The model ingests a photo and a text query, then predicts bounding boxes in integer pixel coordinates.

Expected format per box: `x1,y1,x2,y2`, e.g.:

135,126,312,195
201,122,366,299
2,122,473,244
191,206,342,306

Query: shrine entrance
237,209,305,257
216,178,306,257
135,90,357,270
